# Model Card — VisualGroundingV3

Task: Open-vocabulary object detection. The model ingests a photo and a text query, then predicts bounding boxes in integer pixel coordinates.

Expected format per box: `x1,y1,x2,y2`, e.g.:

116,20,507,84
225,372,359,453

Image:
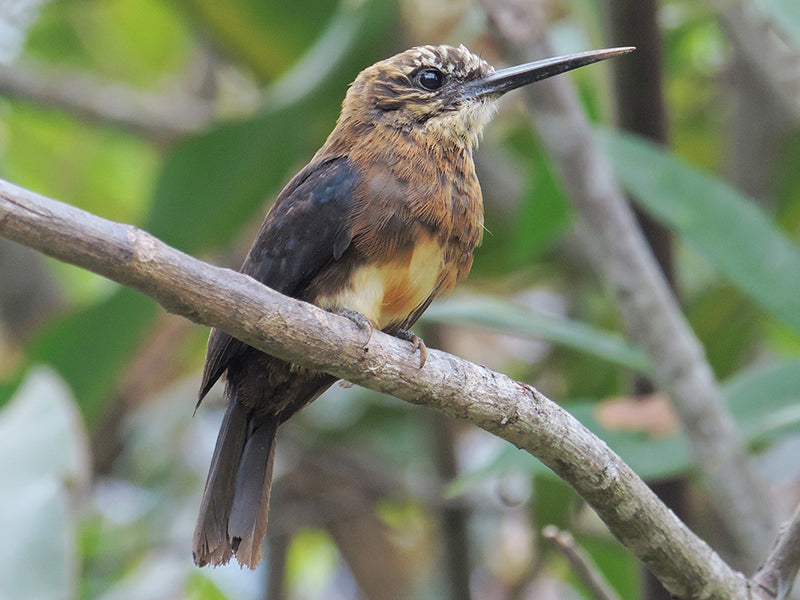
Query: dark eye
416,68,445,91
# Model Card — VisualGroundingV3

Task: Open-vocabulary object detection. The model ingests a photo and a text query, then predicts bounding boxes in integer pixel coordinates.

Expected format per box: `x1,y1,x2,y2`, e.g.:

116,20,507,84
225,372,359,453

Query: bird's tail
193,389,278,569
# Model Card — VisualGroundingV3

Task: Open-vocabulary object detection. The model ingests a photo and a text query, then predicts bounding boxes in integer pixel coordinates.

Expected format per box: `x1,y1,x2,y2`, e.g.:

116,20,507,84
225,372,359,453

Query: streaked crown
338,45,497,145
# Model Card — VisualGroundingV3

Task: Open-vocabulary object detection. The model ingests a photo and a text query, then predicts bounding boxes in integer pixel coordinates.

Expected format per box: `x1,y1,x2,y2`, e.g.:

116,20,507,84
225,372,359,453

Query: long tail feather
192,392,278,569
229,421,277,568
193,398,249,566
193,358,336,569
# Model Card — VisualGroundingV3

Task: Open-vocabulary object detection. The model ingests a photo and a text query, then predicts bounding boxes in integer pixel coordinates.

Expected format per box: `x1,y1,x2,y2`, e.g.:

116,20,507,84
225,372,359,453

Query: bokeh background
1,0,799,599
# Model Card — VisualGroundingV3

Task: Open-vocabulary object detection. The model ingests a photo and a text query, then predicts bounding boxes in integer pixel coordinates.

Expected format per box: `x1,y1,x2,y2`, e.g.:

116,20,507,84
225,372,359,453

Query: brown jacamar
193,44,632,568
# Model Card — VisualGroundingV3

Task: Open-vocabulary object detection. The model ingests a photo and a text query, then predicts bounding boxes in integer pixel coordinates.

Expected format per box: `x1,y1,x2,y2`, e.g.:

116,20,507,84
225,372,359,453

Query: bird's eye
416,68,445,91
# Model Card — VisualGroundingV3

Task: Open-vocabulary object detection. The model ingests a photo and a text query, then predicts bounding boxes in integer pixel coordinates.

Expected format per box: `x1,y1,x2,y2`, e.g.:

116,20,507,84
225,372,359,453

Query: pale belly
317,239,444,330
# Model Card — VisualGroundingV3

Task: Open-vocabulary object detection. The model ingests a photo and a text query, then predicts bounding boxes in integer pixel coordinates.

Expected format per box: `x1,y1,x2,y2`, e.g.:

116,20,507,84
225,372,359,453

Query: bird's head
336,44,633,149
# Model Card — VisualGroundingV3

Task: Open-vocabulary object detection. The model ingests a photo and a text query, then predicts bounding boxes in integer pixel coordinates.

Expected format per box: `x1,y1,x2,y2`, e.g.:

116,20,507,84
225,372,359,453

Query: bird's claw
336,308,374,351
396,329,427,368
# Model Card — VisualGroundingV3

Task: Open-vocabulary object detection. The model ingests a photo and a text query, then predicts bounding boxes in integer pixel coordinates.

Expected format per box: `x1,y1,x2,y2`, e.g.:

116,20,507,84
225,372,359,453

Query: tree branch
717,0,800,124
0,60,213,143
542,525,621,600
752,502,800,599
482,0,777,566
0,178,754,598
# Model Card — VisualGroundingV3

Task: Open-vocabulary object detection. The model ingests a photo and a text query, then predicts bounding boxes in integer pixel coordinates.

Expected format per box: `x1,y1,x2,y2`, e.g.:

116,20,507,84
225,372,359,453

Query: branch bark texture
0,179,755,598
483,0,777,566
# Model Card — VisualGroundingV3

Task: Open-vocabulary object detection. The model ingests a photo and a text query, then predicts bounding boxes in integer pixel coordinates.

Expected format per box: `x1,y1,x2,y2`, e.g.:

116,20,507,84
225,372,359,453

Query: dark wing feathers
199,156,360,400
198,328,243,401
242,157,357,293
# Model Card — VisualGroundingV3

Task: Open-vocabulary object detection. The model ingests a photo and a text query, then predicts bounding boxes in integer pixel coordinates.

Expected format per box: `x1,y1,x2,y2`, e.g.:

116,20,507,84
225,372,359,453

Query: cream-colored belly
318,240,444,330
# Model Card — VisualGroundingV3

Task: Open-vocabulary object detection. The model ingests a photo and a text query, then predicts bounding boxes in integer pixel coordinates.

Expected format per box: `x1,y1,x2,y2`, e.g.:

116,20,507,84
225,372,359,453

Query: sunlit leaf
602,129,800,336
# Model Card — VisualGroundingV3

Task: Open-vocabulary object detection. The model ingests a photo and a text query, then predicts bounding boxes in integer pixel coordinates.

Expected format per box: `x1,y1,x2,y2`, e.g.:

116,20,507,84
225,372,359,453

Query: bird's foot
336,308,374,351
396,329,427,368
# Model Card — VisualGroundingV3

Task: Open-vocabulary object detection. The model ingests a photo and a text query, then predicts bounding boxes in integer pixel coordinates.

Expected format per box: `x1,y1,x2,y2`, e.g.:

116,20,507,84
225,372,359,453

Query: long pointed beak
459,47,635,100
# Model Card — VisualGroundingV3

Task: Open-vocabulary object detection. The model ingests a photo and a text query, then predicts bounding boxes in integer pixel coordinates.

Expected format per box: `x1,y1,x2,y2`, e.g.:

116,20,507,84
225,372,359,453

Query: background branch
752,503,800,599
542,525,621,600
603,2,686,596
0,178,753,598
717,0,800,123
0,60,213,143
483,0,777,566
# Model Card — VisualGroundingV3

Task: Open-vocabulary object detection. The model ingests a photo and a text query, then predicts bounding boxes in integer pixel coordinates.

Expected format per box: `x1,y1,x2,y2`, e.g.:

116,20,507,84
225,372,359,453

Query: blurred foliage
27,288,157,427
0,369,89,600
603,128,800,335
1,0,800,599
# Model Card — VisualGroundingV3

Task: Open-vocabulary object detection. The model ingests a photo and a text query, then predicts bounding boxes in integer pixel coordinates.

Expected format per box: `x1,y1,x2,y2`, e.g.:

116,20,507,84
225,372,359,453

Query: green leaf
175,0,338,80
147,111,311,253
422,295,651,374
724,359,800,444
0,369,89,600
602,129,800,336
686,283,762,379
27,288,157,426
532,475,577,529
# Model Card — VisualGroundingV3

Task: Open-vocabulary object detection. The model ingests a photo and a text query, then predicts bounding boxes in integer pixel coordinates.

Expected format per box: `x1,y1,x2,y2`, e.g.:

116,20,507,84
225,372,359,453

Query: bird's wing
198,156,360,400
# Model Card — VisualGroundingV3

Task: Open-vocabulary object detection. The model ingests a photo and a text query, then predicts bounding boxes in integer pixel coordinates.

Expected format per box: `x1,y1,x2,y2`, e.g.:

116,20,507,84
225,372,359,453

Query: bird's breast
316,237,444,330
310,138,482,330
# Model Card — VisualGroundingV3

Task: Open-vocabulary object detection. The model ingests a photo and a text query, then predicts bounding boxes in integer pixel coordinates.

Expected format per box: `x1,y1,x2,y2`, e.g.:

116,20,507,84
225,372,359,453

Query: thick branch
482,0,776,565
0,179,752,598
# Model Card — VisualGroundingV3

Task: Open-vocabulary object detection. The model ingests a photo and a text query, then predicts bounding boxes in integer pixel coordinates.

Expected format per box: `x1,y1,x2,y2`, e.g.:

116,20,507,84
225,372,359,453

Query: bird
192,43,633,569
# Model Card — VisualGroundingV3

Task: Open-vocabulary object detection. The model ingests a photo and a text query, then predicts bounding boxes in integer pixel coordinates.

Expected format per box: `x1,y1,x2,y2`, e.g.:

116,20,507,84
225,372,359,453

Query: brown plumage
193,43,633,569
